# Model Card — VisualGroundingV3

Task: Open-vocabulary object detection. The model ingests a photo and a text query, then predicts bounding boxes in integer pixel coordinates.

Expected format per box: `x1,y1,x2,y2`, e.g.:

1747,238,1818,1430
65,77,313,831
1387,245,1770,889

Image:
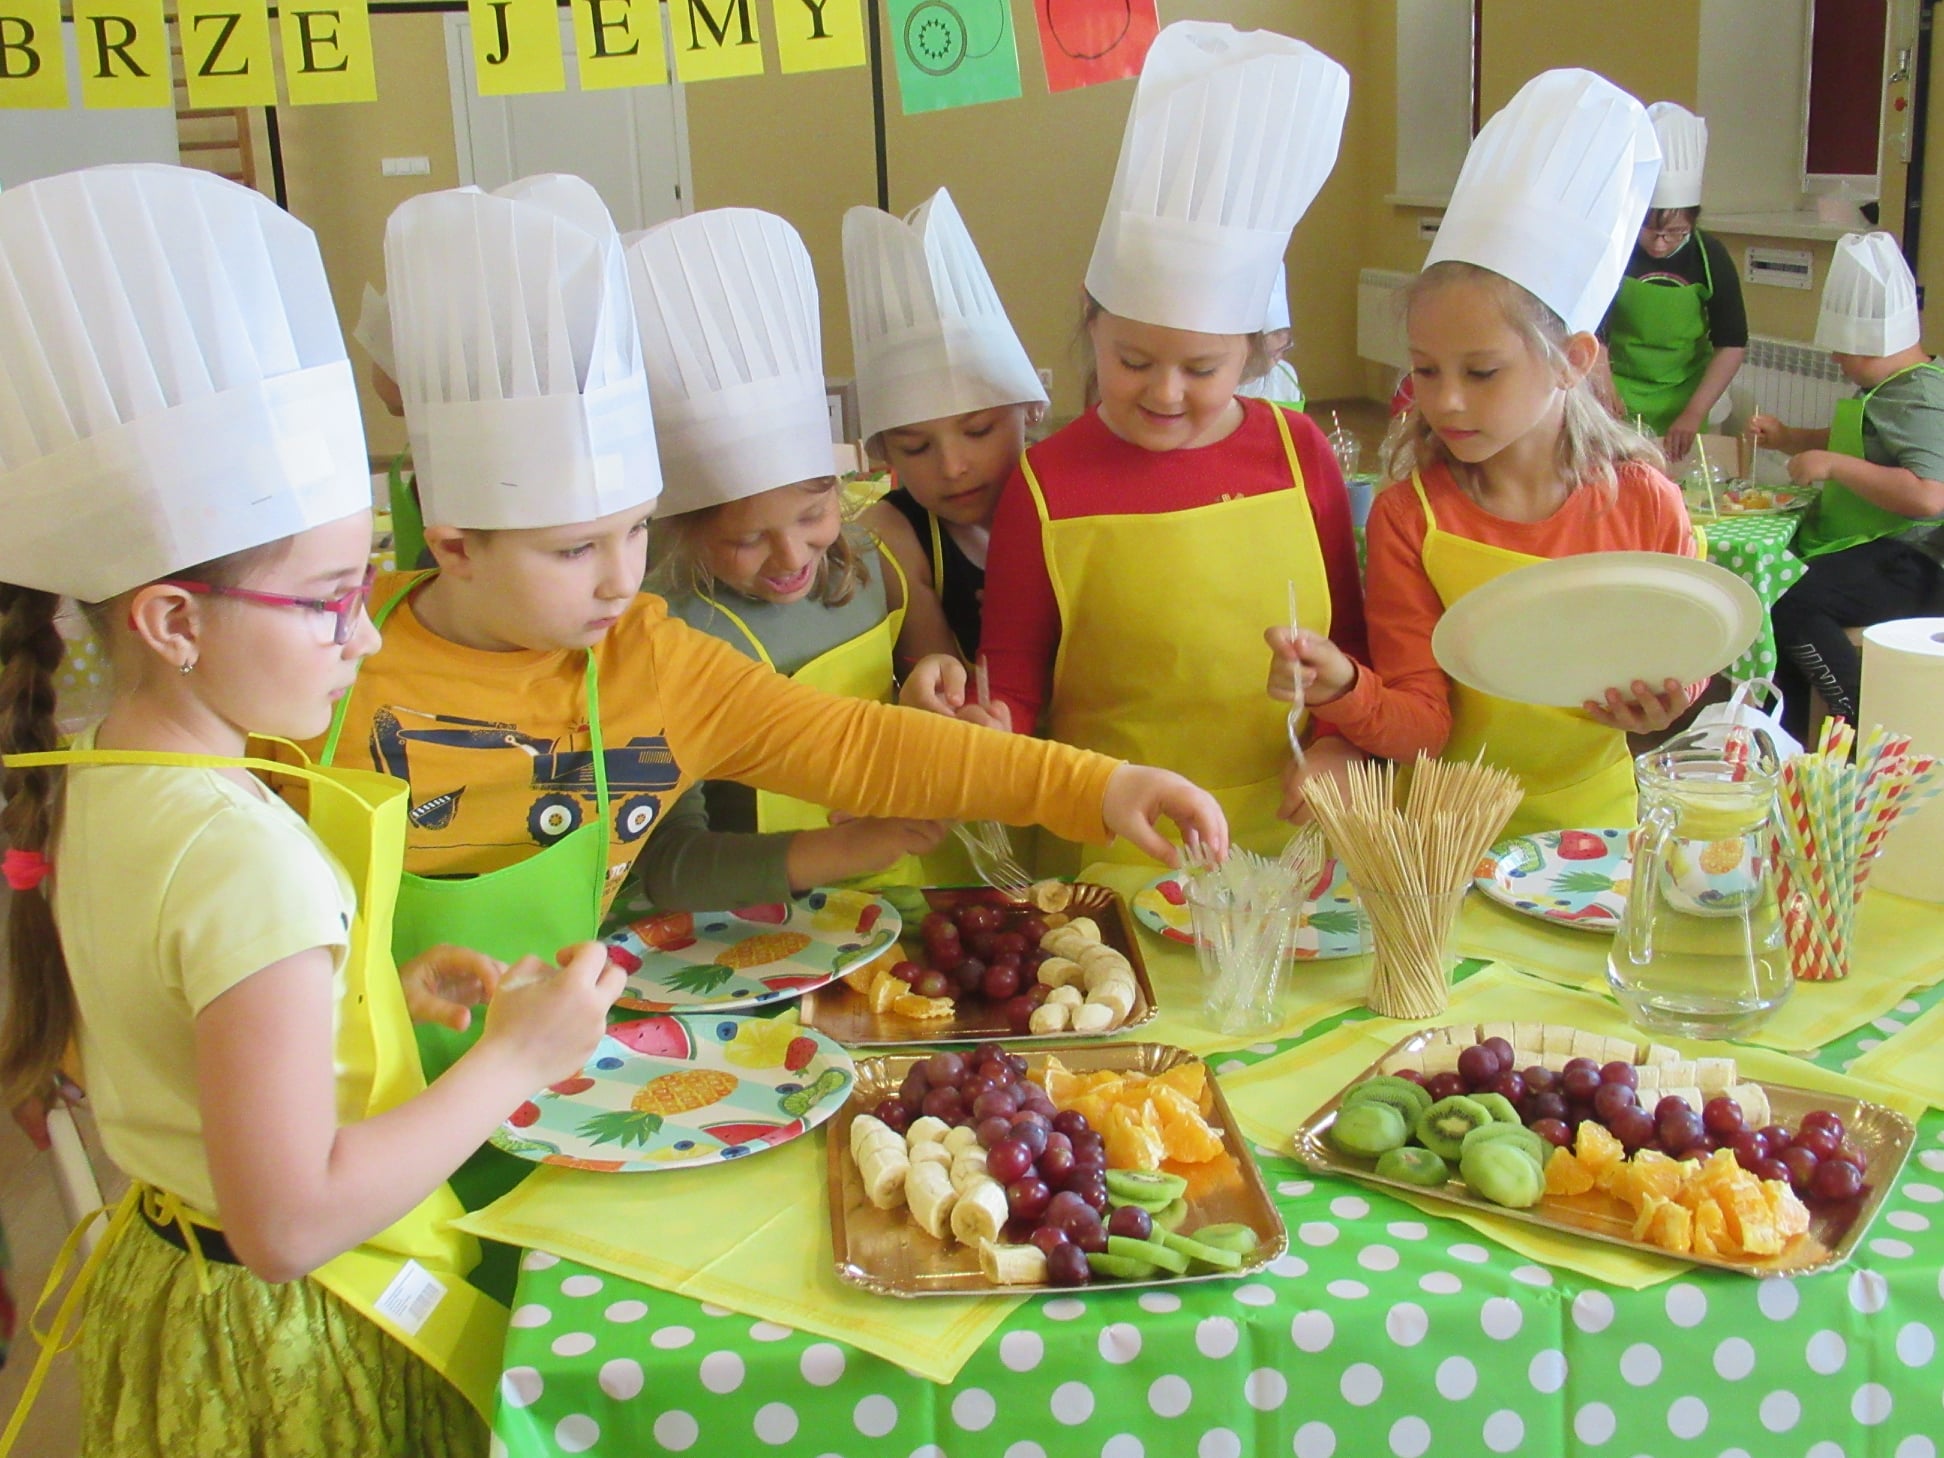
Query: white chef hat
384,174,660,530
1263,262,1291,334
1817,232,1922,355
625,208,832,517
1085,21,1349,336
1426,69,1661,334
0,164,371,602
843,188,1047,445
352,282,394,379
1647,102,1707,211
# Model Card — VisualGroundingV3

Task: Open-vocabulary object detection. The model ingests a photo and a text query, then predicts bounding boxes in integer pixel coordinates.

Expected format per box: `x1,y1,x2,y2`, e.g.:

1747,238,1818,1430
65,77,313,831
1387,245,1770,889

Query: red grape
1610,1108,1655,1152
952,960,987,996
992,930,1029,958
925,1052,967,1086
1045,1242,1092,1286
889,960,923,985
1040,1144,1076,1186
1837,1143,1867,1173
1560,1065,1601,1101
1006,1053,1028,1076
1731,1132,1770,1172
1800,1109,1846,1144
1523,1066,1557,1094
922,929,961,963
1531,1117,1573,1148
872,1098,911,1133
914,970,952,999
1791,1125,1839,1161
976,1116,1012,1148
1028,1224,1070,1257
982,964,1022,1001
1016,916,1050,944
1592,1082,1639,1124
1654,1095,1693,1123
920,911,955,941
1753,1156,1791,1184
1811,1157,1863,1202
921,1087,965,1122
1396,1069,1429,1088
961,1075,998,1105
1052,1110,1092,1139
972,1087,1021,1123
1758,1124,1793,1153
1457,1045,1501,1088
1009,1115,1050,1159
965,930,1000,960
1599,1061,1638,1089
1071,1172,1109,1211
1070,1219,1109,1253
1045,1191,1092,1228
1001,996,1037,1034
1482,1035,1515,1070
986,1138,1033,1184
1527,1091,1568,1124
1427,1072,1466,1101
956,904,999,934
1779,1145,1821,1189
1019,1087,1057,1119
1027,983,1053,1007
1702,1097,1745,1139
1006,1177,1052,1222
1106,1205,1153,1240
1491,1071,1527,1104
1562,1056,1599,1078
1660,1108,1706,1155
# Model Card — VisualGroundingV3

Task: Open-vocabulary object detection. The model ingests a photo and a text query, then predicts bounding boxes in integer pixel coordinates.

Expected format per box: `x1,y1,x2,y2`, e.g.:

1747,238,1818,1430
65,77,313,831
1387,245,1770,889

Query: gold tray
799,884,1156,1047
828,1041,1286,1296
1291,1029,1916,1278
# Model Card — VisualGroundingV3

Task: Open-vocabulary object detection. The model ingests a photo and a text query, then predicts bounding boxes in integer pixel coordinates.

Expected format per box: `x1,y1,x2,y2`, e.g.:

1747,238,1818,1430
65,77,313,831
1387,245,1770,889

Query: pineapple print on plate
602,890,902,1015
1133,858,1369,961
490,1012,857,1173
1475,828,1631,931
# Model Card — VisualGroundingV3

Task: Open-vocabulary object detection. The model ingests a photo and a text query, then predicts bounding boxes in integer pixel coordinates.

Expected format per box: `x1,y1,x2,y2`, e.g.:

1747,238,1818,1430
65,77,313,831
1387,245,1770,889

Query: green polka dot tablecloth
1701,512,1806,683
492,969,1944,1458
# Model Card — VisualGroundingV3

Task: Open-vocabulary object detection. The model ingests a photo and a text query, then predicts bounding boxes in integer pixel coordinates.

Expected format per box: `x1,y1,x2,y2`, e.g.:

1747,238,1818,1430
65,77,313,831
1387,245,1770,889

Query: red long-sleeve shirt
982,398,1368,735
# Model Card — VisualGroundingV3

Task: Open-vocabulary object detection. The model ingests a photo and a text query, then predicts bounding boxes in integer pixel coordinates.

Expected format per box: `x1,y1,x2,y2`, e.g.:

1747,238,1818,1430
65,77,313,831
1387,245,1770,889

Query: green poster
886,0,1021,115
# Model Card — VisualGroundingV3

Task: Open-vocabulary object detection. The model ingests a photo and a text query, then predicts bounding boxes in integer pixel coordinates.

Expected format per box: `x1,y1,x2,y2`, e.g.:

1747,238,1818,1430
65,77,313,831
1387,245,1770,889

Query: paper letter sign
673,0,763,82
179,0,278,106
574,0,666,90
468,0,564,95
0,0,66,109
775,0,865,74
74,0,171,108
281,0,377,105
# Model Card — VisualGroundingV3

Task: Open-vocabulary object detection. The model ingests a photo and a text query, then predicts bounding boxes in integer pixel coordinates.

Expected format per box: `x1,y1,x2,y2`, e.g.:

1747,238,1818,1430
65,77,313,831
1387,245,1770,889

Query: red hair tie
3,848,51,892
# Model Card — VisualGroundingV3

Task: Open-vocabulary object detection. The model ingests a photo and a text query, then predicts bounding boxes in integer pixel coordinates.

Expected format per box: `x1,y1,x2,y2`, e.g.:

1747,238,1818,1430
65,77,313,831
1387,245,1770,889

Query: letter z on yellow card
179,0,277,107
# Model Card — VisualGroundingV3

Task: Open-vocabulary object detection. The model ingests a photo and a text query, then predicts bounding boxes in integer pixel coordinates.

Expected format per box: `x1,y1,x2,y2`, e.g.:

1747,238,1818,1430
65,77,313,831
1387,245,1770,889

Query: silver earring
178,659,196,675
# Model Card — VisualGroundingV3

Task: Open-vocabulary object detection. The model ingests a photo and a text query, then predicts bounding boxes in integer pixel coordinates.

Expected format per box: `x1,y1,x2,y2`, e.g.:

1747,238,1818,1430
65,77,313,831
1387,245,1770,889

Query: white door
445,8,690,234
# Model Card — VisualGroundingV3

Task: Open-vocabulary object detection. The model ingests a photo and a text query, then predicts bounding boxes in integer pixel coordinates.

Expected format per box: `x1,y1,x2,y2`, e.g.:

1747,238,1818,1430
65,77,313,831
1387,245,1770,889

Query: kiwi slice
1189,1222,1259,1256
1342,1075,1433,1125
1329,1101,1409,1158
1151,1197,1191,1233
1106,1234,1189,1275
1104,1169,1188,1205
1461,1120,1549,1167
1157,1228,1244,1271
1414,1095,1494,1161
1459,1140,1545,1208
1470,1092,1522,1126
1374,1145,1450,1187
1086,1251,1159,1280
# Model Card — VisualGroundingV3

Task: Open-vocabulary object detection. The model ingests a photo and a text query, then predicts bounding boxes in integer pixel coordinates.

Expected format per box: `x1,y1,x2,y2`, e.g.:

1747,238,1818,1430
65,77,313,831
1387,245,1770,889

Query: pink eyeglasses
161,564,377,645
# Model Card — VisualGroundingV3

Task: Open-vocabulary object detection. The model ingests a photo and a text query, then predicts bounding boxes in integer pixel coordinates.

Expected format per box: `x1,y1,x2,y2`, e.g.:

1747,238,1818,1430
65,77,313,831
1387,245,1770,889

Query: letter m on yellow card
73,0,172,109
0,0,67,109
179,0,277,107
674,0,762,81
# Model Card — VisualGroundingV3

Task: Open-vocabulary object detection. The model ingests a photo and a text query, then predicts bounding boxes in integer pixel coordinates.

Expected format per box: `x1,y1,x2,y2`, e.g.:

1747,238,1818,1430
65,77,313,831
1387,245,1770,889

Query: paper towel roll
1858,617,1944,902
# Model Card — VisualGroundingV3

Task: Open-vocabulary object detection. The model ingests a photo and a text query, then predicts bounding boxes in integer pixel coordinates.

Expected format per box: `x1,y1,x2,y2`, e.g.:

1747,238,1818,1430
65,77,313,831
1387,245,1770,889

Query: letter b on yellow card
0,0,68,109
574,0,665,91
673,0,762,81
776,0,863,74
74,0,172,108
281,0,377,105
469,0,564,95
180,0,277,107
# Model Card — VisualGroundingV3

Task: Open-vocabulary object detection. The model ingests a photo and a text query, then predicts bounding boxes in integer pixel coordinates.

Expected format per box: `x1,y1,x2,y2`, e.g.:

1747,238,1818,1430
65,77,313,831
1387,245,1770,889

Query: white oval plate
1431,552,1764,708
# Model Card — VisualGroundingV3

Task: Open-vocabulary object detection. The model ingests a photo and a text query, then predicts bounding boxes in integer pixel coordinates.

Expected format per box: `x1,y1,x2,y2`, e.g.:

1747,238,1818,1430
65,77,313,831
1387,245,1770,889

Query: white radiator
1356,268,1414,370
1733,335,1849,427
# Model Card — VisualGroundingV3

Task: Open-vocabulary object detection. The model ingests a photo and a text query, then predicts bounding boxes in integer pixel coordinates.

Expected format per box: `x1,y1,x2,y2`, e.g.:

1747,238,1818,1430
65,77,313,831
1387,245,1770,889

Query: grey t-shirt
1859,361,1944,556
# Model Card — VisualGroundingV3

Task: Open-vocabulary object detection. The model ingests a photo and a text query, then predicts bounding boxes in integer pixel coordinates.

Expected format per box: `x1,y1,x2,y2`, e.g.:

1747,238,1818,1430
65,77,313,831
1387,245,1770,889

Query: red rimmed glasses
161,563,377,645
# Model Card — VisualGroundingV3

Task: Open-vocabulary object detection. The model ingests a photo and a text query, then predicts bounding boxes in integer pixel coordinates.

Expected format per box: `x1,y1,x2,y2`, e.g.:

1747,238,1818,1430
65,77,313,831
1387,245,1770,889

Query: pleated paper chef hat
1085,21,1349,336
625,208,832,517
0,165,371,603
385,174,660,529
843,188,1047,445
1647,102,1707,211
1263,262,1291,334
1816,232,1922,356
1426,69,1661,334
352,282,394,379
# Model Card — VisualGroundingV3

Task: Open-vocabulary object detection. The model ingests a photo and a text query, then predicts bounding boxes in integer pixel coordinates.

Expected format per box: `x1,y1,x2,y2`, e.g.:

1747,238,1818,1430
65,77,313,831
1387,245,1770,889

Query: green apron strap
581,651,609,931
319,572,434,765
387,456,428,570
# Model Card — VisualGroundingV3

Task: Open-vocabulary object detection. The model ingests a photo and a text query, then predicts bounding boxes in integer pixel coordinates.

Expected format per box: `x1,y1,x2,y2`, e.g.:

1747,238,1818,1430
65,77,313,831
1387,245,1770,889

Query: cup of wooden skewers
1305,755,1525,1019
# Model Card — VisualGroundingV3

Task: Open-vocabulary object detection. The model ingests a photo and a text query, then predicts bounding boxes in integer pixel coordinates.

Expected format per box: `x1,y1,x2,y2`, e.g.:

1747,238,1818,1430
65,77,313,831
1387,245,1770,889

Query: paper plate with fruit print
1474,829,1631,932
491,1012,855,1173
1133,859,1368,959
602,889,901,1014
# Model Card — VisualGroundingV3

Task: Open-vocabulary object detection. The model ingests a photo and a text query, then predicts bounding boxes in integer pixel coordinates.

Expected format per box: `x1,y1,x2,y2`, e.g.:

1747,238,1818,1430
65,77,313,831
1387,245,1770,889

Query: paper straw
1696,434,1718,519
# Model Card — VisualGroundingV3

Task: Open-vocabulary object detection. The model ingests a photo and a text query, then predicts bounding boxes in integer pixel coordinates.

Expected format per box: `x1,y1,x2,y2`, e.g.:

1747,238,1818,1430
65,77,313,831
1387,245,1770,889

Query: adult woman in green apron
1604,103,1747,462
1754,235,1944,735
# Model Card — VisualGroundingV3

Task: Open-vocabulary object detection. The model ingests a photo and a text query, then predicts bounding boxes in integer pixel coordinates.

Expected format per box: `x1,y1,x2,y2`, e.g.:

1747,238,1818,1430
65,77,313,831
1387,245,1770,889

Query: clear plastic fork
1285,579,1307,772
952,656,1034,896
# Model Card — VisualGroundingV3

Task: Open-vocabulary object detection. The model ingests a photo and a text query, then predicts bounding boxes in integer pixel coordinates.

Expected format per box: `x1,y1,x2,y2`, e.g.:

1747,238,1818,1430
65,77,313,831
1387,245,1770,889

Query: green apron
319,573,611,1247
1608,233,1714,436
386,454,427,570
1792,360,1943,560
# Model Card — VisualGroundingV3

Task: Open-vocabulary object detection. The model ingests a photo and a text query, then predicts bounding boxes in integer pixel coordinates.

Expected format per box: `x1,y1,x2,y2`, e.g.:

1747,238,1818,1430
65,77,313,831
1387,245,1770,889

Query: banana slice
1028,879,1073,913
908,1141,951,1169
1047,984,1083,1008
849,1113,891,1159
1089,981,1136,1023
905,1116,951,1147
1727,1082,1771,1129
859,1147,909,1210
942,1126,982,1157
978,1238,1048,1286
949,1149,990,1191
906,1161,957,1238
1036,956,1084,989
1064,917,1102,944
949,1179,1008,1245
1070,1001,1116,1033
1029,1002,1072,1034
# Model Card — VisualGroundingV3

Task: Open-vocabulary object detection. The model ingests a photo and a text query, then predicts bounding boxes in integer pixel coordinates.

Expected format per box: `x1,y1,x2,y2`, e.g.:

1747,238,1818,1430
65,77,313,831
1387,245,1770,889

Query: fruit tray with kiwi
828,1041,1284,1296
1291,1025,1915,1277
799,883,1157,1048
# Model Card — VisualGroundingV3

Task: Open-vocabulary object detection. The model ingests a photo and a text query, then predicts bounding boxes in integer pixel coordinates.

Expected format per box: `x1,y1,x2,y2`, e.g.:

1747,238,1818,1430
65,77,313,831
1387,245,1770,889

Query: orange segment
1544,1148,1596,1197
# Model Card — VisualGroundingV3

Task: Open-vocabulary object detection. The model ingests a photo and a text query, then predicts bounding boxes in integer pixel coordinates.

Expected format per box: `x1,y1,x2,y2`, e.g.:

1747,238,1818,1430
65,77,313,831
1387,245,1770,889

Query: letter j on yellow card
73,0,172,108
574,0,666,91
179,0,277,107
280,0,377,105
776,0,865,74
469,0,565,96
672,0,763,81
0,0,67,109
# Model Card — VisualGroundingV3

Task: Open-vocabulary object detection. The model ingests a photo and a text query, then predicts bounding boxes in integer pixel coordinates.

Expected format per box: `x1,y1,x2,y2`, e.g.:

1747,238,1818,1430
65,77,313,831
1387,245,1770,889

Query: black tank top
883,486,985,656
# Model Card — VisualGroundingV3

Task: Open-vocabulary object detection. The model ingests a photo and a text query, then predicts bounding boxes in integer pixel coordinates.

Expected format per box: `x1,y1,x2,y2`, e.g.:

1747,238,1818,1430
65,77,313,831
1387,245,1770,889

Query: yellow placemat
1455,886,1944,1054
1218,964,1925,1289
455,1132,1019,1385
1849,997,1944,1110
1086,861,1373,1057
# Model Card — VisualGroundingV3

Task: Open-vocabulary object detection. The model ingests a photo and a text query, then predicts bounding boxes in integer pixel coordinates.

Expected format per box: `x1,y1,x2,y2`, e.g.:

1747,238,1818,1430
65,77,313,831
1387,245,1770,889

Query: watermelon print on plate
1132,859,1368,960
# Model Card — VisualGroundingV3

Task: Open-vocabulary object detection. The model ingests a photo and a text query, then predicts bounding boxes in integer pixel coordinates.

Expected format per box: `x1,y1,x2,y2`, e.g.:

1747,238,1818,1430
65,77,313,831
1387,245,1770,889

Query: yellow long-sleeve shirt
308,574,1119,909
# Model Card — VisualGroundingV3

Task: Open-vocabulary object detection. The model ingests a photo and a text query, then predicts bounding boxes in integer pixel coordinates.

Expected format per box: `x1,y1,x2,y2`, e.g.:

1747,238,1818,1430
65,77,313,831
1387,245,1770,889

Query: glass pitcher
1606,743,1794,1039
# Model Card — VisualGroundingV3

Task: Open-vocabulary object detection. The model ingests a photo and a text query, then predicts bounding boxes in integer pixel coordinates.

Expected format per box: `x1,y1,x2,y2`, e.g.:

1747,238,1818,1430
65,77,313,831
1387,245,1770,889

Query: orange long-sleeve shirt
307,576,1121,910
1313,461,1695,759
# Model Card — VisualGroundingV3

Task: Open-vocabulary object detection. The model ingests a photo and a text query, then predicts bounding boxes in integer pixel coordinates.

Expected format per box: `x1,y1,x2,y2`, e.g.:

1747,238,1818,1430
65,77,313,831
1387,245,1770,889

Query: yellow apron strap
0,1185,144,1457
696,591,778,670
1410,469,1435,527
926,511,947,599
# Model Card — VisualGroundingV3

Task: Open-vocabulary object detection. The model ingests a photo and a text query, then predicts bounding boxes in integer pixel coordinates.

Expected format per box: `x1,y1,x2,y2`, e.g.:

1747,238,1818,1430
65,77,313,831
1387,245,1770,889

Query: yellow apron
1023,403,1331,867
1412,472,1637,834
0,744,507,1448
